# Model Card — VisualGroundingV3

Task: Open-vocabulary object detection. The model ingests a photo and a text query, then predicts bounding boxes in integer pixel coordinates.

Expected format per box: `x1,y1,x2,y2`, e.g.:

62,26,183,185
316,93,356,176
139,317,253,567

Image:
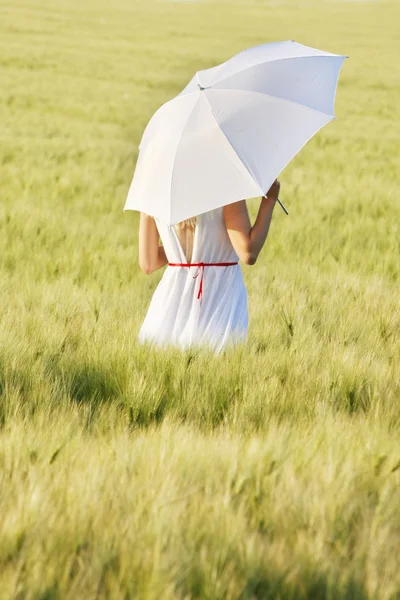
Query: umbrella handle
277,197,289,215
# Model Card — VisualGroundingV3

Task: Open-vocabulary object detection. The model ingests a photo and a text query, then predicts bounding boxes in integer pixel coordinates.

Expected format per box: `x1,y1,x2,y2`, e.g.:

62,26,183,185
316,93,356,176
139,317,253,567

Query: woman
138,179,280,354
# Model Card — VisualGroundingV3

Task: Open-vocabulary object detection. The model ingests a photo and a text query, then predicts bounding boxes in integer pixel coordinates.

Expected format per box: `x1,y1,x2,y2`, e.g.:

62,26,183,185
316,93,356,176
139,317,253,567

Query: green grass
1,0,400,597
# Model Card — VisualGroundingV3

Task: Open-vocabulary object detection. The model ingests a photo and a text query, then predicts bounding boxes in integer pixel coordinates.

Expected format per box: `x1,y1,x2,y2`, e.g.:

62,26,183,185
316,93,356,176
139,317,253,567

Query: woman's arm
138,213,168,275
223,179,280,265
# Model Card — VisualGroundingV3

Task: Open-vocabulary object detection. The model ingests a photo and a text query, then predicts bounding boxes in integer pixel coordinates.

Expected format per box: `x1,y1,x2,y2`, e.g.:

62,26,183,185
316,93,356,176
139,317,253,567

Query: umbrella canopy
124,40,348,226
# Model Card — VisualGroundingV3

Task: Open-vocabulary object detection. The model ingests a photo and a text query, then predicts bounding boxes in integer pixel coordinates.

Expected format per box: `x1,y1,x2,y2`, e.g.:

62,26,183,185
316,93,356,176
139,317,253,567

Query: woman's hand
263,178,280,202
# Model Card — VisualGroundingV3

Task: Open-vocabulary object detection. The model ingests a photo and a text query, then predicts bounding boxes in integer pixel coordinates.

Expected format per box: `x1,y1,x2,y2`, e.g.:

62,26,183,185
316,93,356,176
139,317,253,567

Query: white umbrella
124,40,348,225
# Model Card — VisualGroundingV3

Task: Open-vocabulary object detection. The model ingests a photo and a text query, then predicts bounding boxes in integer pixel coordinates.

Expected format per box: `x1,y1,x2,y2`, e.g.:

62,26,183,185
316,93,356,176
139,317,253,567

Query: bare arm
223,179,280,265
138,213,168,275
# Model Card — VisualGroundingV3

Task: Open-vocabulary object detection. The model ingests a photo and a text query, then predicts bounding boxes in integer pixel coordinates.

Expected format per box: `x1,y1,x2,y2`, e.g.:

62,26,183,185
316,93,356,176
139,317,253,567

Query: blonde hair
174,210,216,230
174,216,197,230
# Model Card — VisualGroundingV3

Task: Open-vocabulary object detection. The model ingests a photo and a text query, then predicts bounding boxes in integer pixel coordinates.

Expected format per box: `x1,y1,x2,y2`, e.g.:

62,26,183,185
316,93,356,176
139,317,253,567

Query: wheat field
1,0,400,598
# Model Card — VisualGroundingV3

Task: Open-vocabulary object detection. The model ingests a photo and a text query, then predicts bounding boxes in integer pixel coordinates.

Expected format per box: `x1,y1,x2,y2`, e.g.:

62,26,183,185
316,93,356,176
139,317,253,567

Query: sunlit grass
0,0,400,597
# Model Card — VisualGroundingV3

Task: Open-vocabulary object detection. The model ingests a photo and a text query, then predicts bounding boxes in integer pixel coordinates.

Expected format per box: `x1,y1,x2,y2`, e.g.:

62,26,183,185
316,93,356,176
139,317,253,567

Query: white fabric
124,40,347,226
138,207,248,354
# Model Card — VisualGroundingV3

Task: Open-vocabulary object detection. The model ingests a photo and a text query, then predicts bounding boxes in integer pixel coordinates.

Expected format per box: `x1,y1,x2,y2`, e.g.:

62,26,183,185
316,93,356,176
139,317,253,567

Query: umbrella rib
176,85,336,119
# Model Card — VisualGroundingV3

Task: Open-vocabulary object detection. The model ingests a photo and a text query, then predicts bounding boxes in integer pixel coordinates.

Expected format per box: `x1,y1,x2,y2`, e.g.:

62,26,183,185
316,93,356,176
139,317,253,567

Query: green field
1,0,400,598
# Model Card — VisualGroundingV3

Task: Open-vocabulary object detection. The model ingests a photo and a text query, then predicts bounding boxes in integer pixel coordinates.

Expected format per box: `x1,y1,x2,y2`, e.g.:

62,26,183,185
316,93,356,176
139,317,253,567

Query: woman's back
138,207,248,353
173,220,196,264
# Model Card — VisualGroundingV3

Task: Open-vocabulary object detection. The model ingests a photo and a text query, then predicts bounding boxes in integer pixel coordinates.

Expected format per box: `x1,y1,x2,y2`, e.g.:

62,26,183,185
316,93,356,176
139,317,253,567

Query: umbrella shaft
277,197,289,215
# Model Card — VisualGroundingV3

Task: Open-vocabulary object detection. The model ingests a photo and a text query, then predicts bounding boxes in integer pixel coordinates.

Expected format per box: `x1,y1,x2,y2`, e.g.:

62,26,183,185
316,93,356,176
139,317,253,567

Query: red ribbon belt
168,262,238,303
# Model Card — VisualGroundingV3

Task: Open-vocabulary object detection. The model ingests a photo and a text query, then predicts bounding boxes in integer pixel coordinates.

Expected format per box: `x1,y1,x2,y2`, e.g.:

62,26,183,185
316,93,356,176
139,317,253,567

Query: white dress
138,207,248,354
